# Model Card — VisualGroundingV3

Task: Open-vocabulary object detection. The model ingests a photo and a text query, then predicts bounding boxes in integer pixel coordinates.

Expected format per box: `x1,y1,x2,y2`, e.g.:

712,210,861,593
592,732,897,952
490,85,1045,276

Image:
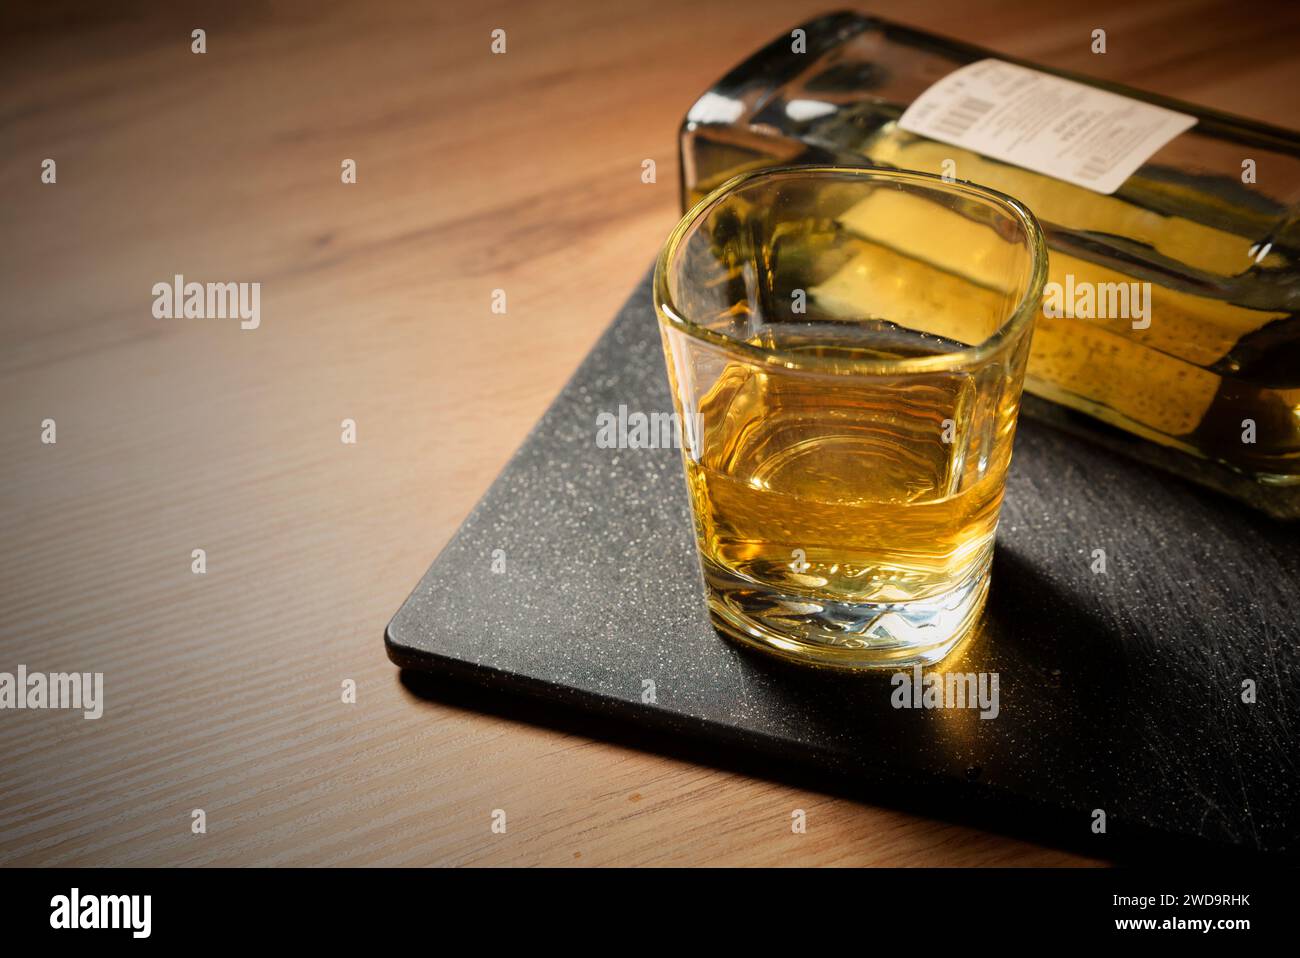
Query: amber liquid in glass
686,321,1017,617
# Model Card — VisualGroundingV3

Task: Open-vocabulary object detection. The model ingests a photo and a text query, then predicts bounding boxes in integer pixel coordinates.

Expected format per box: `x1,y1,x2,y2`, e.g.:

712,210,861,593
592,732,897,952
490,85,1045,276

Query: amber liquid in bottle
679,12,1300,513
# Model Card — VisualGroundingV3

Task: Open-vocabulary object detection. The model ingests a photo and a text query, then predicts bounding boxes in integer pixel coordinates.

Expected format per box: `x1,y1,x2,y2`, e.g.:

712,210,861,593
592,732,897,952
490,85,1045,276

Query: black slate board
386,265,1300,860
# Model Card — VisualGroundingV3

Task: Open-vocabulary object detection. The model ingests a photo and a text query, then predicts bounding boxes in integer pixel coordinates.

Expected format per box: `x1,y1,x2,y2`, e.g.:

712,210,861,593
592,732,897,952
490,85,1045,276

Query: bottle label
897,59,1196,195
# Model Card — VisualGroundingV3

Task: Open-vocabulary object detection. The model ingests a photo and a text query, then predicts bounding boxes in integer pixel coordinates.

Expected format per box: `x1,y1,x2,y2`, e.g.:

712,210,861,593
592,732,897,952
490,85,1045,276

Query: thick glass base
701,555,990,671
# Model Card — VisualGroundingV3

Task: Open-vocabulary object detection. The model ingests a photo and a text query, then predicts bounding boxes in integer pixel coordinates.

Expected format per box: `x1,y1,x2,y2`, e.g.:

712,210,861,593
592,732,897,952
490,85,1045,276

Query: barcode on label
1077,156,1109,180
933,96,995,136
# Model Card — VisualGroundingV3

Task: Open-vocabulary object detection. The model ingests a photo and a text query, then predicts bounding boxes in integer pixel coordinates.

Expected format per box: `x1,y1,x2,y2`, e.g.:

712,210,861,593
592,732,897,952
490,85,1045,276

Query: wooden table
3,0,1297,866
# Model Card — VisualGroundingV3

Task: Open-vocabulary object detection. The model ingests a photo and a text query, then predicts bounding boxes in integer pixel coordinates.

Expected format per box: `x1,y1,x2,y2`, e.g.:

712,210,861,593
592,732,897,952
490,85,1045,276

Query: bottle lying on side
678,11,1300,516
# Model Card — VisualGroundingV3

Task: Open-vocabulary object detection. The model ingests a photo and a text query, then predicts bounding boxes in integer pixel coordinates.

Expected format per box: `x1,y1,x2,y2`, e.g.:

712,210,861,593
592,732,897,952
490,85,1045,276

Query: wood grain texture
2,0,1297,867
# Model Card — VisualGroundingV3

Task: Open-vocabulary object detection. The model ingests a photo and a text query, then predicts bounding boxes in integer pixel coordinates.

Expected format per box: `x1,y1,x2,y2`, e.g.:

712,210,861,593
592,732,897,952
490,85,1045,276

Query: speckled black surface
386,266,1300,859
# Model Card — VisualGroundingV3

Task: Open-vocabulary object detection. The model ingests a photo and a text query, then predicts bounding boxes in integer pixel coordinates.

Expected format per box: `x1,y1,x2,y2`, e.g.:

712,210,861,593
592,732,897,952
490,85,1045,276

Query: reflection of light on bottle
785,99,837,122
1248,241,1273,265
685,92,745,125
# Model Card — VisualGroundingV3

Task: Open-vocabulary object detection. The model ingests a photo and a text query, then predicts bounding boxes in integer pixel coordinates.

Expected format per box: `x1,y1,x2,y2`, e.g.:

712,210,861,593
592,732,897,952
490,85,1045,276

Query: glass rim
653,165,1049,375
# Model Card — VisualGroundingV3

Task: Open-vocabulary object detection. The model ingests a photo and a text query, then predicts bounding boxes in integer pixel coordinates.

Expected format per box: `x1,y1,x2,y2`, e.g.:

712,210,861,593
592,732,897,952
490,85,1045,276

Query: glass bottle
678,11,1300,516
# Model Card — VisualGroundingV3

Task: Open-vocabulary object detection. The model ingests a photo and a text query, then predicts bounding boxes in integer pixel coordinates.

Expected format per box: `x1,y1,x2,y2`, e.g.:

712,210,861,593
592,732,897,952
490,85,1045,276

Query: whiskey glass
654,167,1047,669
